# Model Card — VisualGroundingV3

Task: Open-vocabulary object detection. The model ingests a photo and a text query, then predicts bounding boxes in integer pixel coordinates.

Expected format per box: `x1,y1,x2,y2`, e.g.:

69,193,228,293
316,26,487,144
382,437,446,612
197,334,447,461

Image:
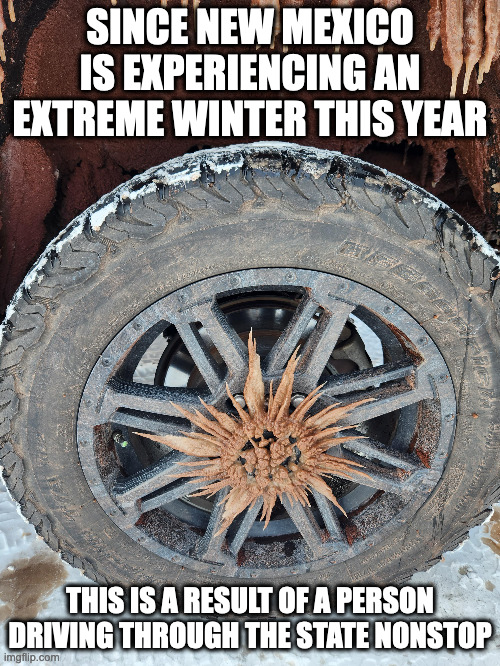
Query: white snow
88,202,118,233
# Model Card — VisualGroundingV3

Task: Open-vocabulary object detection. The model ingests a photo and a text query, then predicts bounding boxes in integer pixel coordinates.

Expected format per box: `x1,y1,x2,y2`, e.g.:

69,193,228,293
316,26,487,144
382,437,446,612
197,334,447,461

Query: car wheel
1,142,499,586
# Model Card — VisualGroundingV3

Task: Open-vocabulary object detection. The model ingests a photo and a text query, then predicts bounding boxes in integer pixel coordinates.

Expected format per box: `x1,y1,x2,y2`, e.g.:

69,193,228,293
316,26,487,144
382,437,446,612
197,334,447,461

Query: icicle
441,0,464,97
0,3,6,63
478,0,500,84
427,0,499,91
427,0,442,51
463,0,484,93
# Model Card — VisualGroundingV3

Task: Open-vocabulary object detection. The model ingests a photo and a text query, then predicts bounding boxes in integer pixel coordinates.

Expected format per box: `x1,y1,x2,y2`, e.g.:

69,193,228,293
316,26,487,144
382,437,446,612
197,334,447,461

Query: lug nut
113,431,128,448
291,394,306,409
234,394,246,408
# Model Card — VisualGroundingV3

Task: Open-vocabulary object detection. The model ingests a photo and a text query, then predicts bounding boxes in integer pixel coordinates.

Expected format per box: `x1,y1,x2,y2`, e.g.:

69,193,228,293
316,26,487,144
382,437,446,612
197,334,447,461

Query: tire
1,142,499,587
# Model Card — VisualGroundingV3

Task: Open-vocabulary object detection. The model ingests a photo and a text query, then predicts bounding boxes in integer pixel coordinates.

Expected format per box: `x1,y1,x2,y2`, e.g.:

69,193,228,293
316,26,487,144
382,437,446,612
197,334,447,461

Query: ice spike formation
141,332,373,534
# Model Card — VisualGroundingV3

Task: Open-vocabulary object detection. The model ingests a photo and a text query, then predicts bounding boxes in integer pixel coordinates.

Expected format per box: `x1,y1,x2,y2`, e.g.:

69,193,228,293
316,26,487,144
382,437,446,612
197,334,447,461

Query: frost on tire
0,142,499,586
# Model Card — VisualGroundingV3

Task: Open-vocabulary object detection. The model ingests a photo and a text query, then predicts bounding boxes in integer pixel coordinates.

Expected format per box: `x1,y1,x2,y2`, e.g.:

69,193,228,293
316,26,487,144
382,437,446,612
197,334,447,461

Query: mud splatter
481,506,500,556
0,551,67,622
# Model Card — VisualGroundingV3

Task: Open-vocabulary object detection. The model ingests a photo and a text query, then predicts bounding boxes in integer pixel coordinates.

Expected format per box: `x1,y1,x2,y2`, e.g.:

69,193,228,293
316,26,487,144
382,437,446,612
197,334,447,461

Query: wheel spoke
311,489,347,546
140,478,208,513
342,434,422,471
264,295,319,372
334,371,434,426
282,495,325,556
195,300,248,375
196,488,230,562
229,499,264,556
296,302,356,389
99,377,209,423
113,451,194,511
175,322,224,394
110,411,185,437
322,360,415,397
326,448,421,496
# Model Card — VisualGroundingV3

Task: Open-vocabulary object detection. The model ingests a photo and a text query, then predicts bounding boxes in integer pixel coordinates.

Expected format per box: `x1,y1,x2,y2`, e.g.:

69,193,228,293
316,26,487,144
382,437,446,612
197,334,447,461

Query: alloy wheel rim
77,268,456,577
